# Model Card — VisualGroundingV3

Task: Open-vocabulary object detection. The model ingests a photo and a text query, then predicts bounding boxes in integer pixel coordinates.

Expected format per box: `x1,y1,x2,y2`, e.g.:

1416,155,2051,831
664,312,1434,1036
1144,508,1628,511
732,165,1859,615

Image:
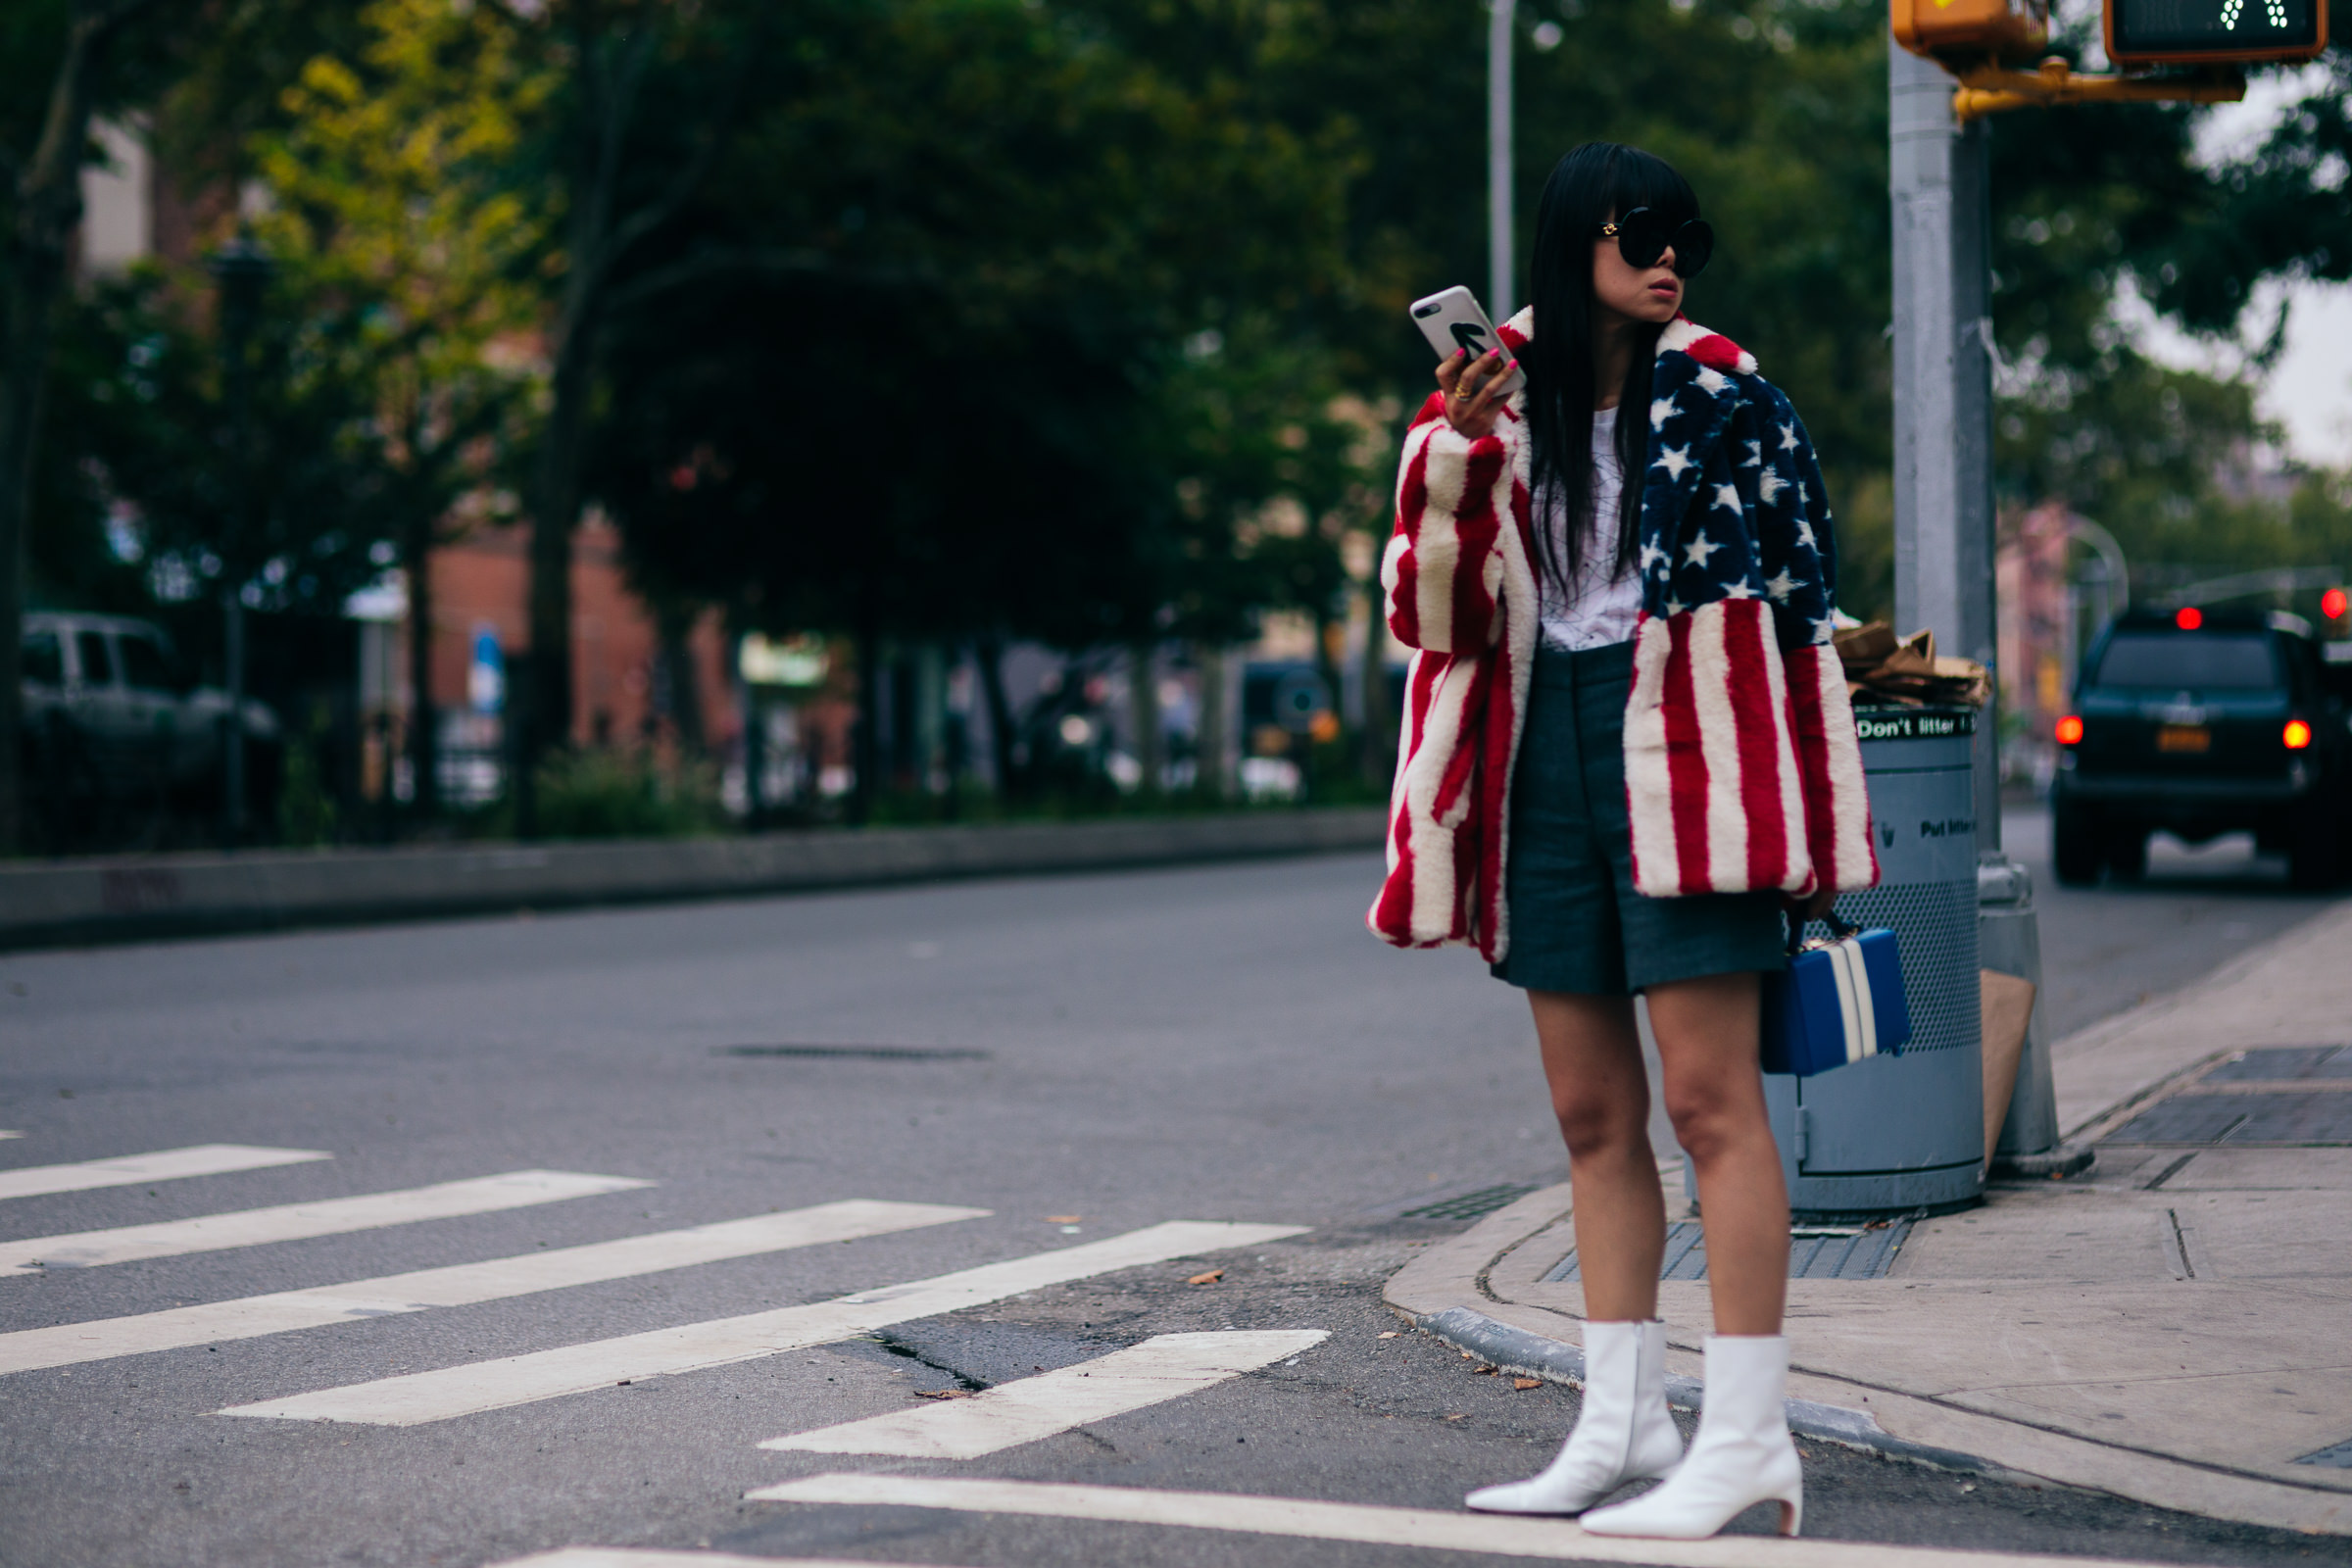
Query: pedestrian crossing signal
2106,0,2327,64
1892,0,2049,61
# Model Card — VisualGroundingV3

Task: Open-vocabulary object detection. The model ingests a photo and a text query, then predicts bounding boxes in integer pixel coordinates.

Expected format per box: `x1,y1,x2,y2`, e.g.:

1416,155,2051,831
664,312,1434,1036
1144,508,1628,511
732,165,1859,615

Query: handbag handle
1784,907,1861,957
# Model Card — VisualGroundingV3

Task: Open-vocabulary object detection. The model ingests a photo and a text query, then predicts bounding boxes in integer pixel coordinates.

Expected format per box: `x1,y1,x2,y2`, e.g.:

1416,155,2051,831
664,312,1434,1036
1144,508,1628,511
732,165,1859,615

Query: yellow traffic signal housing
1892,0,2049,61
2106,0,2328,66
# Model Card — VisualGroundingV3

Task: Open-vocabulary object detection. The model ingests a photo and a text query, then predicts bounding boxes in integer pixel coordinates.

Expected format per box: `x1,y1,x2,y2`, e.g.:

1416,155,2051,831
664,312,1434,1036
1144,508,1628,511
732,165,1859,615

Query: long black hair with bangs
1524,142,1701,588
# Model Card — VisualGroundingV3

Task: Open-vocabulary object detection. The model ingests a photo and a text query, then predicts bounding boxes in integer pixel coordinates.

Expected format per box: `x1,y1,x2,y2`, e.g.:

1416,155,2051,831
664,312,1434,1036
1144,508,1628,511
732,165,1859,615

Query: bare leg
1470,988,1688,1514
1645,971,1787,1337
1529,990,1665,1321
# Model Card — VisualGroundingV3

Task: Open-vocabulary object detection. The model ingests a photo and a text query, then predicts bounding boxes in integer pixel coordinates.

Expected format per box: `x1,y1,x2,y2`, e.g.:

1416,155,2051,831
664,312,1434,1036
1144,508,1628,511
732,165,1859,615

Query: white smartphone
1408,286,1525,395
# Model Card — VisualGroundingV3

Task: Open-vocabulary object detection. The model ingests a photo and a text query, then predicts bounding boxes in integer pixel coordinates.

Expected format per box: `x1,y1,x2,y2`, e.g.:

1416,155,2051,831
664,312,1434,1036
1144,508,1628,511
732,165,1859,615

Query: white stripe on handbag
1825,938,1879,1062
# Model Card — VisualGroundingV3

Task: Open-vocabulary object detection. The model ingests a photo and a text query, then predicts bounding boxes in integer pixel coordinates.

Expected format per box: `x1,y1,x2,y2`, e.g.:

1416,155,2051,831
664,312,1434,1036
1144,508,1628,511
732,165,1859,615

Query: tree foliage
12,0,2352,765
596,0,1370,662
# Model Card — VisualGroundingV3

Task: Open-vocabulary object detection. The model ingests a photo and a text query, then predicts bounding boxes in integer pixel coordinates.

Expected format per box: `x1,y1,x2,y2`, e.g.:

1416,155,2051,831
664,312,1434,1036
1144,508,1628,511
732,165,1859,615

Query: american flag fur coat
1368,311,1878,963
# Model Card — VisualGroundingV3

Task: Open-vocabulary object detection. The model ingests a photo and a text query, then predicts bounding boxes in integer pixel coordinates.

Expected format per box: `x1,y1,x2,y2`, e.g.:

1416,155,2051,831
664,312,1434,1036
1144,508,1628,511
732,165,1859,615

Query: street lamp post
1489,0,1517,320
207,227,274,851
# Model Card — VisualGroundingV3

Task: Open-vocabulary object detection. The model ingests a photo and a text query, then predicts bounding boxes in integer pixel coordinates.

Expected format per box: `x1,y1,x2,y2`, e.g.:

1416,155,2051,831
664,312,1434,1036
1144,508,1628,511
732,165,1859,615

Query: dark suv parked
20,612,280,843
2053,607,2352,889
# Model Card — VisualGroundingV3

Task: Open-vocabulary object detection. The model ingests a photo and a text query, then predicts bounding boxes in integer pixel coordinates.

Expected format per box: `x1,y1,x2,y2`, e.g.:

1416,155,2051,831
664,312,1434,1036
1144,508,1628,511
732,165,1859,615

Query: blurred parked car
2052,606,2352,890
20,612,281,842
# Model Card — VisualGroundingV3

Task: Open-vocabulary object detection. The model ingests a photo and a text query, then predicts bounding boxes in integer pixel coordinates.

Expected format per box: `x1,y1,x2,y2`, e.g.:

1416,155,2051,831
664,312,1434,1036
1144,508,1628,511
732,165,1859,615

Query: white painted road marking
491,1553,965,1568
490,1554,963,1568
0,1144,330,1201
0,1169,653,1273
747,1475,2180,1568
0,1200,984,1376
0,1131,20,1141
762,1329,1327,1459
218,1220,1304,1427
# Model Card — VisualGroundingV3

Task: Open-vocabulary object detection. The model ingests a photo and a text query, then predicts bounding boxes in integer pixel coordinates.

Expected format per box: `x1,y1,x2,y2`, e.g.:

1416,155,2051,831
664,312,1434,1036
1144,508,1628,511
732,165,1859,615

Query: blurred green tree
67,268,396,629
1,0,170,851
487,0,776,820
245,0,552,815
3,0,363,851
592,0,1362,808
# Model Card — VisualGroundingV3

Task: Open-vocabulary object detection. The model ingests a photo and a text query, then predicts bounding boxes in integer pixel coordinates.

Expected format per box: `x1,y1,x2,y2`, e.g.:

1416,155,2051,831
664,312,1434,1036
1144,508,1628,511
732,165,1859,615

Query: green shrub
531,750,724,840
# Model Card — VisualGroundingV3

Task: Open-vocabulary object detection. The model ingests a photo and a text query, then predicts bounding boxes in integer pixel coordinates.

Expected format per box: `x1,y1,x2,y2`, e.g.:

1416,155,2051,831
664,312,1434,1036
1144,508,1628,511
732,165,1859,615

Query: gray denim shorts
1490,642,1787,996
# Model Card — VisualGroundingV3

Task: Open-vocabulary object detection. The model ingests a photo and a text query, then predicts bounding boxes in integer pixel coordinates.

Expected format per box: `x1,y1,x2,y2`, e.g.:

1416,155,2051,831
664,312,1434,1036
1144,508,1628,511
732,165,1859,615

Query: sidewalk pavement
1388,899,2352,1537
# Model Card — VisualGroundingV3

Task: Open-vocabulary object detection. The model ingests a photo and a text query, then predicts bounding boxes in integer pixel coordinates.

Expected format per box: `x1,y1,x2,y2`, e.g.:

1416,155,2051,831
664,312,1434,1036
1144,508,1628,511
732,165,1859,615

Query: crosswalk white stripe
746,1474,2177,1568
491,1554,956,1568
0,1200,985,1376
0,1144,331,1201
217,1220,1304,1427
0,1132,21,1141
761,1329,1327,1459
0,1169,654,1273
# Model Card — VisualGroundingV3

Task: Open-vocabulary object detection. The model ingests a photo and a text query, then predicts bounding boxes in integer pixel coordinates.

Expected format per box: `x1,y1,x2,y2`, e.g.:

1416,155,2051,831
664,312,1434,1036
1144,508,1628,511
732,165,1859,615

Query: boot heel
1778,1495,1801,1538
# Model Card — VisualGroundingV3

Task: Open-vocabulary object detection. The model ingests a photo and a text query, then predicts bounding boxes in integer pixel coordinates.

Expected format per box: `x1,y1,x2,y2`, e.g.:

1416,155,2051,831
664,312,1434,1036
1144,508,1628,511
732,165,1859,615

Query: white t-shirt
1536,405,1644,652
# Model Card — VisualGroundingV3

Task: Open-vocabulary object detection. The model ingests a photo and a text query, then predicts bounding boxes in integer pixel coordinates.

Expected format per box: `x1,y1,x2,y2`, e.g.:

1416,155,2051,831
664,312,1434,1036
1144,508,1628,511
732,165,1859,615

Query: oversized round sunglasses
1595,207,1714,278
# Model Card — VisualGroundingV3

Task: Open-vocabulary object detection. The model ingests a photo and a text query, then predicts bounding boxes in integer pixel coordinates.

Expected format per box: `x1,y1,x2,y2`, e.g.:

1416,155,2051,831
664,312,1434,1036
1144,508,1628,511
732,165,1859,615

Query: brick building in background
400,514,736,753
1998,505,2077,726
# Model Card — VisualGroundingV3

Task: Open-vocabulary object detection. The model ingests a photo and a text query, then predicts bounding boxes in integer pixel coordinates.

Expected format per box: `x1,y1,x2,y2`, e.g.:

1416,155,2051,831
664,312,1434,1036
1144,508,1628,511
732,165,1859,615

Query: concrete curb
0,807,1388,951
1413,1304,1993,1476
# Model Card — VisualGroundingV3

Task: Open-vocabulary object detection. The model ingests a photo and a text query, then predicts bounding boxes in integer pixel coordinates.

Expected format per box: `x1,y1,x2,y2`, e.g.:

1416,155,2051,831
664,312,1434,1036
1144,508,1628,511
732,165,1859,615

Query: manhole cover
1543,1218,1913,1283
1399,1183,1540,1223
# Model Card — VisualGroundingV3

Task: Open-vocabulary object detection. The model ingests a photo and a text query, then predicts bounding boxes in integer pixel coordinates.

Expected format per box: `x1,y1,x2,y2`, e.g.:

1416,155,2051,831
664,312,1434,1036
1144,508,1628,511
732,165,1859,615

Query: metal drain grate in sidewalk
1399,1183,1541,1223
2295,1438,2352,1468
2106,1090,2352,1146
1542,1218,1914,1283
2206,1045,2352,1082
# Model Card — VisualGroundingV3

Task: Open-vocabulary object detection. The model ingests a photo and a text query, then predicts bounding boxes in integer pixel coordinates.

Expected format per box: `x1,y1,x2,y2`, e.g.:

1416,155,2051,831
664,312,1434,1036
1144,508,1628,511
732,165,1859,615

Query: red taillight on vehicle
2285,719,2315,750
2325,588,2349,621
2055,714,2083,745
2176,607,2203,630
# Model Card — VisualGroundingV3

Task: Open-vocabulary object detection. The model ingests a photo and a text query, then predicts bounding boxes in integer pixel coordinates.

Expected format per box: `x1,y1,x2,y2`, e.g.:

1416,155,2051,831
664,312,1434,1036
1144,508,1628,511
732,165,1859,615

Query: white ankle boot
1463,1320,1683,1515
1580,1334,1802,1539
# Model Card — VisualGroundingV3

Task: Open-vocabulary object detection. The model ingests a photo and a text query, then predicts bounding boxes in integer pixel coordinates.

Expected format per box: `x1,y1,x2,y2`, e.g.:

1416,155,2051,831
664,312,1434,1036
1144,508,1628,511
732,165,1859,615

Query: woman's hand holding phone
1409,286,1519,439
1439,348,1514,440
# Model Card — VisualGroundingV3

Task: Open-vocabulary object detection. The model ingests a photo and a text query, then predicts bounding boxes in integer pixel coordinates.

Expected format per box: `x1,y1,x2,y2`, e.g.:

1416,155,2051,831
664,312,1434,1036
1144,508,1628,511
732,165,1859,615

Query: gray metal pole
222,592,245,847
1890,46,1995,809
1489,0,1516,319
1889,48,2083,1174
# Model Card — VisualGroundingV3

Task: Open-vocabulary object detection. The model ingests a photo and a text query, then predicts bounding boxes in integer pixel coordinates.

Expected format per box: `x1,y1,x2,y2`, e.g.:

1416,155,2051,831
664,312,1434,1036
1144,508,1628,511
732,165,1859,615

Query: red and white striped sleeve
1383,395,1517,656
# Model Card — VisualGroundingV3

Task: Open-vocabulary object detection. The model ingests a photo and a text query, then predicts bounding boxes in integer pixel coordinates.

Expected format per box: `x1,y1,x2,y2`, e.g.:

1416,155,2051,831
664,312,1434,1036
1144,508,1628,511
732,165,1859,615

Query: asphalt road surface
0,837,2341,1568
1998,804,2339,1042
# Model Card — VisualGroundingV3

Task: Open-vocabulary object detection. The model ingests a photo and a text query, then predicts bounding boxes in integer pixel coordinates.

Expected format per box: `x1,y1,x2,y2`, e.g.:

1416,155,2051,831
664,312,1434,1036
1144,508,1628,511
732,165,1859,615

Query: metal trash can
1765,705,1985,1216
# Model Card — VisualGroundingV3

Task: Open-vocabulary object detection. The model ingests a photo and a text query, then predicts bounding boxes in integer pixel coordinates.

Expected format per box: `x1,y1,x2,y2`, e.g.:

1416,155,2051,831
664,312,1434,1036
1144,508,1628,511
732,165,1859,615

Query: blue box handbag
1760,914,1911,1076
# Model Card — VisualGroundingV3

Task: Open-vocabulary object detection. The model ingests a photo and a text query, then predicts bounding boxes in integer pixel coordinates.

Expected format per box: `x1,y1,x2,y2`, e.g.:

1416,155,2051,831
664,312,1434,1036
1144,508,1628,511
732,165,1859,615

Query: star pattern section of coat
1638,346,1837,645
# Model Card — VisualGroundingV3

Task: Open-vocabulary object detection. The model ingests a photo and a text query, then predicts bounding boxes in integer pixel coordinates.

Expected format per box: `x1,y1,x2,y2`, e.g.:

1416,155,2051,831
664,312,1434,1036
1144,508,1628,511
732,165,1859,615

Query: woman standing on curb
1369,142,1877,1540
